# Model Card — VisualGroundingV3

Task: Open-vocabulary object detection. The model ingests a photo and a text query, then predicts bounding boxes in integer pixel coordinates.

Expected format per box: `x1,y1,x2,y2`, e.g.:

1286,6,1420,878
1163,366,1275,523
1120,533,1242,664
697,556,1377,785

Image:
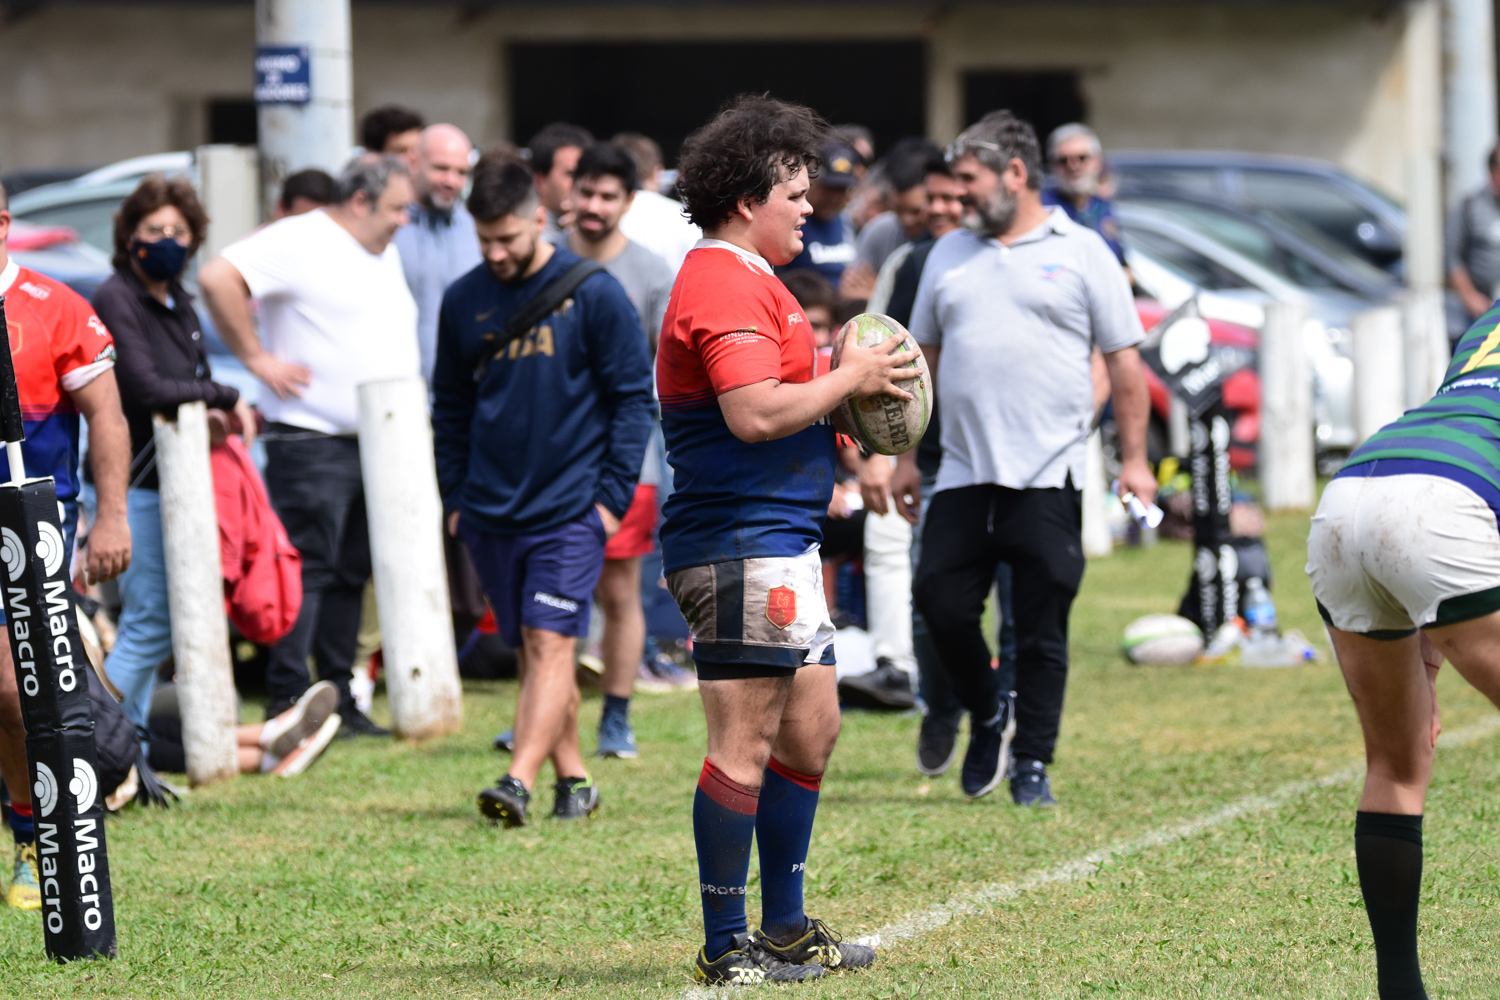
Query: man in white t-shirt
200,154,420,736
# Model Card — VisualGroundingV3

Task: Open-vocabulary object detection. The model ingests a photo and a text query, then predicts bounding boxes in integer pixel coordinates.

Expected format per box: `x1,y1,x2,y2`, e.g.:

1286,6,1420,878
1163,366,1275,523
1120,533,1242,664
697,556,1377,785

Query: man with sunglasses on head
893,111,1153,809
1042,123,1126,266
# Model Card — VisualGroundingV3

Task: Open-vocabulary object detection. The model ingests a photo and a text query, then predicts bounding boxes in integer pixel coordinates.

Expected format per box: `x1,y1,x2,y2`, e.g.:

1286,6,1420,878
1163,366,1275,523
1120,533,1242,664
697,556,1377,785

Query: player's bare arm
67,370,131,584
198,256,311,399
1102,345,1155,503
718,322,922,442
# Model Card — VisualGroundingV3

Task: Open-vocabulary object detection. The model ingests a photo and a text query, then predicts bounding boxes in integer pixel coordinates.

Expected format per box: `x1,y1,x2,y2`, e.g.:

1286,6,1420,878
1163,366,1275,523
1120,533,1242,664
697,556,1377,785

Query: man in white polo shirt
893,111,1155,806
200,154,420,736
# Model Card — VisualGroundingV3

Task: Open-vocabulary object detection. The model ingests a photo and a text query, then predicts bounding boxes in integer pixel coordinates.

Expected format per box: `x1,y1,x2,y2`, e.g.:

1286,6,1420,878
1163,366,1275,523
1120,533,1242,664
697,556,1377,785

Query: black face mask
130,238,190,281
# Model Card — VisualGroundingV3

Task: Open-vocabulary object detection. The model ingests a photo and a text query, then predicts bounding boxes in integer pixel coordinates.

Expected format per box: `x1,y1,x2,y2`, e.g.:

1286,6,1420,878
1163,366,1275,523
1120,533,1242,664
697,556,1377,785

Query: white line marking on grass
855,714,1500,950
678,714,1499,994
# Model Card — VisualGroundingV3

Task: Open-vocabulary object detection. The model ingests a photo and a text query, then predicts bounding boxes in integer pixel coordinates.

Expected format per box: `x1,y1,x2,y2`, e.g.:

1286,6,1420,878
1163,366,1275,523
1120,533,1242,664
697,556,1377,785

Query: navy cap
818,140,861,188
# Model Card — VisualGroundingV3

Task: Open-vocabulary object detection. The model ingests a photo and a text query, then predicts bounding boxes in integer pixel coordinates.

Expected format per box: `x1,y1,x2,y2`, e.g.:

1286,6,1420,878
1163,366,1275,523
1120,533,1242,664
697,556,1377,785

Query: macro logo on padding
33,761,58,817
70,759,97,813
35,522,64,578
0,526,25,581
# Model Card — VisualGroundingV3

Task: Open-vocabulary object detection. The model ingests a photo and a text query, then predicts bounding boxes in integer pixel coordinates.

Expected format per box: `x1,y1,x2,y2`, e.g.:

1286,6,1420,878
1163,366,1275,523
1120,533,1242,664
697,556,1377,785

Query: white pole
1351,306,1408,443
1258,299,1316,510
1405,0,1451,406
356,377,461,742
256,0,354,217
195,145,261,260
153,403,238,787
1081,429,1113,557
1445,0,1498,209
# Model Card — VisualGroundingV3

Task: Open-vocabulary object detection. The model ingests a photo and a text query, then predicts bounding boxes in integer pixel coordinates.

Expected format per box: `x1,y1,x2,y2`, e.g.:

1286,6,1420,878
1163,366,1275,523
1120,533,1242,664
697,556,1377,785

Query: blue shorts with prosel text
460,507,608,648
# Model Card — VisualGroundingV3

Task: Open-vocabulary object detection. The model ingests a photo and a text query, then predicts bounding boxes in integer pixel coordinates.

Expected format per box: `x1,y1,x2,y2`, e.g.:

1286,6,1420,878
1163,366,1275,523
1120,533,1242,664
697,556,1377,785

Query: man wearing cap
778,139,860,285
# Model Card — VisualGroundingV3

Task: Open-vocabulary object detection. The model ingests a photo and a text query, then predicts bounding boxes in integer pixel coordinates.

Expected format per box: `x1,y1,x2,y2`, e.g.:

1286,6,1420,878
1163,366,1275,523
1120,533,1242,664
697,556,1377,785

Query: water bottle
1243,577,1277,640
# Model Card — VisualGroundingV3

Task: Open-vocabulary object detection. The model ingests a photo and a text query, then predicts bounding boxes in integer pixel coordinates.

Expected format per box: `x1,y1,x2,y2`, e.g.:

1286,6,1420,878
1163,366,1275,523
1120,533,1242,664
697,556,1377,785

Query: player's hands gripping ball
830,313,933,455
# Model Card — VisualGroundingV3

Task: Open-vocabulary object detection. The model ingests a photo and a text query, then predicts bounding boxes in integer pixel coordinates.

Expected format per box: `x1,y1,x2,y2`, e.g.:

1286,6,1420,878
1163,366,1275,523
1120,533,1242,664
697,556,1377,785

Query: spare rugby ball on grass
829,313,932,455
1121,614,1204,665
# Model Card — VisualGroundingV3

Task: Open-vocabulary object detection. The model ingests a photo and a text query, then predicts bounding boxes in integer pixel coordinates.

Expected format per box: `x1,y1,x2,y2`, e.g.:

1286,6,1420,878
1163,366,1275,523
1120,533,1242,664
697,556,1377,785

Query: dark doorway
207,98,258,145
962,71,1086,146
510,42,925,165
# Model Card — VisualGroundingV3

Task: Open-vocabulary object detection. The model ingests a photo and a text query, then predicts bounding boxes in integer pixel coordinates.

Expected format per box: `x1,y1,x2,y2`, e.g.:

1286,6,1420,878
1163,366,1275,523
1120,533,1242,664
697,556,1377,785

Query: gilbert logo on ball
829,313,932,455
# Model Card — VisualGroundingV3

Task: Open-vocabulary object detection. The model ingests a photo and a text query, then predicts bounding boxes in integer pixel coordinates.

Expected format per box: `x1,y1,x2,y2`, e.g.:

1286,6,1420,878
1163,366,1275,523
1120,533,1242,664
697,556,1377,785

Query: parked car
1118,202,1366,465
6,221,114,300
1109,151,1405,275
9,152,196,257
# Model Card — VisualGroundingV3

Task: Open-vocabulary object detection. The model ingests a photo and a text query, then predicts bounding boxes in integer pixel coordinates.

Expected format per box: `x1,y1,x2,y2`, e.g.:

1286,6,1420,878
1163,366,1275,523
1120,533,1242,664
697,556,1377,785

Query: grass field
0,508,1497,998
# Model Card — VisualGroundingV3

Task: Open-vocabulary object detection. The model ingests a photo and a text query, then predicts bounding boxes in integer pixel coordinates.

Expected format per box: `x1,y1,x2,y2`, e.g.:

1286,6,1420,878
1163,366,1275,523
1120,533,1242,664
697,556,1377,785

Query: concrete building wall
0,2,1417,199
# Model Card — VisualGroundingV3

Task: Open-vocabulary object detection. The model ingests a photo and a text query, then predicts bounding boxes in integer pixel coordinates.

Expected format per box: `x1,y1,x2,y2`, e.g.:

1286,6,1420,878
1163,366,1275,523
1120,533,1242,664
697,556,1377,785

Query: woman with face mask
90,174,256,739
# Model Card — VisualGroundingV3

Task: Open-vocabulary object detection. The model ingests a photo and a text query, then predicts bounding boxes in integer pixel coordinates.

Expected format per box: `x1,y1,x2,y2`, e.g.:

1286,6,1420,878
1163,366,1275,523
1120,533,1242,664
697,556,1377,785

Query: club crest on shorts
766,585,797,630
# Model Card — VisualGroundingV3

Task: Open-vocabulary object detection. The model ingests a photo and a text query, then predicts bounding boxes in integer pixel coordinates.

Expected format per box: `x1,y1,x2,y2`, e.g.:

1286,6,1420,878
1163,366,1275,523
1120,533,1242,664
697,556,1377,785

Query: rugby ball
829,313,932,455
1121,614,1204,665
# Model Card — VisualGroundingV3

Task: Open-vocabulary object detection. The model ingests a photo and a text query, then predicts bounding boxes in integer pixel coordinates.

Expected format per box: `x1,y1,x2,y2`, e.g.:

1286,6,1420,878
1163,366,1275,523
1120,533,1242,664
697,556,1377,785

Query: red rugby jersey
655,241,836,572
0,262,117,498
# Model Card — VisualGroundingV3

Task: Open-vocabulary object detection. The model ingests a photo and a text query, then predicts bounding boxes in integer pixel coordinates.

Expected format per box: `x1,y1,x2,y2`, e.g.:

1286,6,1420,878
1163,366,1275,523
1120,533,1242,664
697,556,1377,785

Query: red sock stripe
767,757,823,791
698,759,760,815
9,802,31,818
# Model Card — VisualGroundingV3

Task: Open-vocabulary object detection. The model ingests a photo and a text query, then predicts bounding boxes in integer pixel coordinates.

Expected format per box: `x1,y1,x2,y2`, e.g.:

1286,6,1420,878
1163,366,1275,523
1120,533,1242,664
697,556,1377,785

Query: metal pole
255,0,354,217
1445,0,1498,208
1258,299,1315,510
1404,0,1451,405
357,378,461,741
153,404,238,787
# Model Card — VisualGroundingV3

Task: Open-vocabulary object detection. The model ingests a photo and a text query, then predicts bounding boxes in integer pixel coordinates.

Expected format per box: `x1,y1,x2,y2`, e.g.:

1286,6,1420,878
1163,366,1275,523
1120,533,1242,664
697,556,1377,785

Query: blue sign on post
254,45,311,105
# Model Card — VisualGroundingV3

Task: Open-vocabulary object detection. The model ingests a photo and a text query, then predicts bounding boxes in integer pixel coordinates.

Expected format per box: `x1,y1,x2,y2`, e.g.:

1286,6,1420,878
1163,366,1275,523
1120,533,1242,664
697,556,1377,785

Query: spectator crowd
0,98,1147,908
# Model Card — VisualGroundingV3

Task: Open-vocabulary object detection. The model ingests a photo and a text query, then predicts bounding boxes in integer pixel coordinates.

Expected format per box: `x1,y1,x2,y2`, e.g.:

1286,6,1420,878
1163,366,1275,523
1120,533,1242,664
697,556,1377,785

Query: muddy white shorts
666,548,837,679
1306,471,1500,637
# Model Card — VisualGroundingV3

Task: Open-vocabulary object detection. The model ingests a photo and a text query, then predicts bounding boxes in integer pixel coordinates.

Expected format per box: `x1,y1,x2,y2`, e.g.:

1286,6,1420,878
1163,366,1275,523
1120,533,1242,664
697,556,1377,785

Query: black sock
1355,812,1428,1000
603,693,630,718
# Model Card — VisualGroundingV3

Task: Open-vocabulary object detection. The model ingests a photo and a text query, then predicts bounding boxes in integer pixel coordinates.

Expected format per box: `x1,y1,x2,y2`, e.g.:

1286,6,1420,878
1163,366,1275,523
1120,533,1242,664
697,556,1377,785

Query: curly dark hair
112,174,209,272
676,94,828,231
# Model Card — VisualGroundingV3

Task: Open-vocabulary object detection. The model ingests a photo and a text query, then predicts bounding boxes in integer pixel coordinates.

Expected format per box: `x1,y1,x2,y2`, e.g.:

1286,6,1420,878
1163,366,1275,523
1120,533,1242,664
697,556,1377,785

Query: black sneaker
1010,757,1057,807
754,918,875,971
916,709,964,776
552,776,600,820
838,659,917,711
694,932,825,984
336,707,390,739
960,692,1016,800
492,728,514,752
477,774,530,828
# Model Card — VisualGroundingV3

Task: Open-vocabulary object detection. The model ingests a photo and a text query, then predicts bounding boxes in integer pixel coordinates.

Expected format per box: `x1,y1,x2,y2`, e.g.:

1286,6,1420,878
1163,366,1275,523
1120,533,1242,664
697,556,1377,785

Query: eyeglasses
137,223,193,243
945,139,1002,164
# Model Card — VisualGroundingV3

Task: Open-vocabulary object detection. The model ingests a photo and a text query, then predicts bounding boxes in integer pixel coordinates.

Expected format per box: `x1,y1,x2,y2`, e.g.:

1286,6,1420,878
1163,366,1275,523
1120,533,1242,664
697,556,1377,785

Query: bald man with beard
395,123,483,384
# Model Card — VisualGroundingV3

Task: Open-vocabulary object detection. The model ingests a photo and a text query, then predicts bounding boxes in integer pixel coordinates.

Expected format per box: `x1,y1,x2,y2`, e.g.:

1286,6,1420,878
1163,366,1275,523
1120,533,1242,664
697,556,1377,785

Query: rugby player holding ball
657,95,918,984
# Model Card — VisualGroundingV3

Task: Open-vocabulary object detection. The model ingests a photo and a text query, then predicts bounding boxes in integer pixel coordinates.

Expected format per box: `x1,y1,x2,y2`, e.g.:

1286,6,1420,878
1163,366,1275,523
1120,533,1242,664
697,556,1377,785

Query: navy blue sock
8,801,33,845
694,759,759,960
756,757,822,944
603,693,630,718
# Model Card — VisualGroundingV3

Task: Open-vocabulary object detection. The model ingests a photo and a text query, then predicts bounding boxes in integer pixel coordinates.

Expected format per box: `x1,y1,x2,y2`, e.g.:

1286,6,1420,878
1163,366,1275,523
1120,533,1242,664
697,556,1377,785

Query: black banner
1183,406,1238,635
1138,298,1255,419
0,479,117,960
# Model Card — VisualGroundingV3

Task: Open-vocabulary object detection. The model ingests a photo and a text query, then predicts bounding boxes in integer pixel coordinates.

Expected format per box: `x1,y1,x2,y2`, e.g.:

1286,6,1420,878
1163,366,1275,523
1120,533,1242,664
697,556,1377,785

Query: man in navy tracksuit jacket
432,159,653,827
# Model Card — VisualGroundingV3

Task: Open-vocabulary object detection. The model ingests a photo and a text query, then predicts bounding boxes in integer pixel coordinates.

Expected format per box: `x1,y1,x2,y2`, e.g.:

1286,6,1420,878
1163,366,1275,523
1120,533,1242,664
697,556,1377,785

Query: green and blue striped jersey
1340,304,1500,511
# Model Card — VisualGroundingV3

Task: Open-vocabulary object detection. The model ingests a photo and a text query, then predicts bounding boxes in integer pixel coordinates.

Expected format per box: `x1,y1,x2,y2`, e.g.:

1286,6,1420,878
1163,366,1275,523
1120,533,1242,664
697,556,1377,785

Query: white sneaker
271,714,342,777
260,681,339,760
